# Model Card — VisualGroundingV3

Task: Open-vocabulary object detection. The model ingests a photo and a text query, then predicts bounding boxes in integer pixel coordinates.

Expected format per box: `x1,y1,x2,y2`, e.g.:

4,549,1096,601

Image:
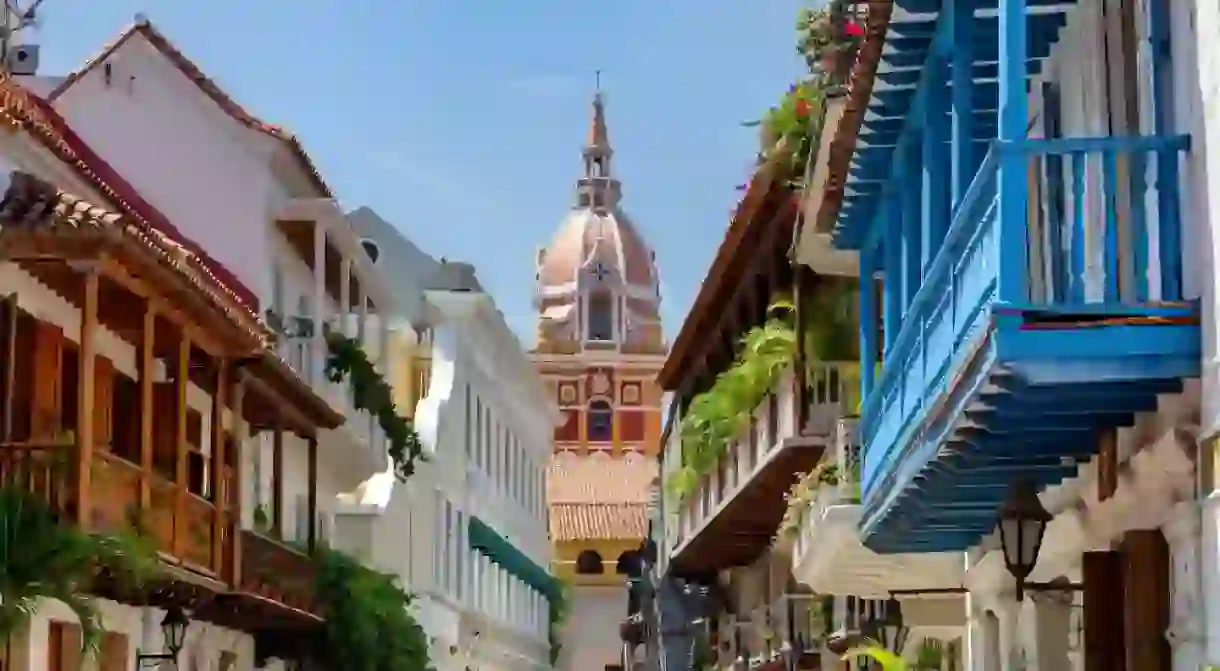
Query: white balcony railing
271,310,391,467
792,418,860,564
676,363,857,547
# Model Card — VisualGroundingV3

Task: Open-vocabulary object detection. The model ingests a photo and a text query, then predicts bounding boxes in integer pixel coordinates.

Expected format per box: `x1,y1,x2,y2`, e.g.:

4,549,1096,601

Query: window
616,550,641,576
360,238,381,264
587,400,613,443
576,549,604,574
586,292,614,341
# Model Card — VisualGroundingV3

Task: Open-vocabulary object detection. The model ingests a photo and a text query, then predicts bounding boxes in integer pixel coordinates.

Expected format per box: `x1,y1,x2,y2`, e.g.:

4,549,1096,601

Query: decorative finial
595,69,601,93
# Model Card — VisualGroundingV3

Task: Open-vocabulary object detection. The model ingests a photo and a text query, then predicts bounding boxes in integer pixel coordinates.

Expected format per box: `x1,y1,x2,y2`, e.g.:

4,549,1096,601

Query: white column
993,593,1021,671
1020,590,1072,671
339,258,352,332
312,224,327,385
1164,500,1206,671
358,294,369,345
965,592,991,671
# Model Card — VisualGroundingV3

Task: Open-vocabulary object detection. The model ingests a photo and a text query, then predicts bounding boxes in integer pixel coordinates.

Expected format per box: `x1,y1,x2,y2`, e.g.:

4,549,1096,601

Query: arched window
616,550,641,577
587,400,613,443
587,292,614,341
360,238,381,264
576,549,604,574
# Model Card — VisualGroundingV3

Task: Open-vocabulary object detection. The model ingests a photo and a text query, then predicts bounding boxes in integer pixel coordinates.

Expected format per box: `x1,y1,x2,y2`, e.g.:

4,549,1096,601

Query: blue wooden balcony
830,0,1197,552
857,136,1197,553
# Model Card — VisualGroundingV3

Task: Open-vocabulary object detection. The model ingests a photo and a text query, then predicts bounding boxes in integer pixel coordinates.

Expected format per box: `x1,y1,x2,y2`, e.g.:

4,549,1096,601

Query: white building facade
338,212,559,671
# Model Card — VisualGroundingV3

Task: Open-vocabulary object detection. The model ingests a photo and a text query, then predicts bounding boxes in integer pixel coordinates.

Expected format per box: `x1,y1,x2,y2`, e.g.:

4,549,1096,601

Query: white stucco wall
49,34,281,303
19,600,279,671
334,289,556,671
561,586,627,671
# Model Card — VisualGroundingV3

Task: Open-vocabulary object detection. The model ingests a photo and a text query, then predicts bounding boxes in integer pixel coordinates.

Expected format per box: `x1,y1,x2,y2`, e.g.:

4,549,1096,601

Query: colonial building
0,72,334,671
534,92,666,671
343,209,559,671
792,0,1207,669
40,14,397,540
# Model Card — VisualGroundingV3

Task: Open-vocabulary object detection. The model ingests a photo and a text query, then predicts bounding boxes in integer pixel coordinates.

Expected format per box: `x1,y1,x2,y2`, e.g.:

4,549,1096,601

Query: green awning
468,516,561,602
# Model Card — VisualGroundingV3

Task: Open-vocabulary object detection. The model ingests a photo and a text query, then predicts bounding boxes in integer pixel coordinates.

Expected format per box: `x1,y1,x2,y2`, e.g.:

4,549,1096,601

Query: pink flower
844,22,865,38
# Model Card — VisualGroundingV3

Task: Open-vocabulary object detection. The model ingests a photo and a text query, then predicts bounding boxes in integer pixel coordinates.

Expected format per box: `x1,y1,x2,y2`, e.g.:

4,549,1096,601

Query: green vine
311,545,434,671
668,286,858,502
669,301,798,501
0,483,157,659
325,331,426,482
549,581,571,665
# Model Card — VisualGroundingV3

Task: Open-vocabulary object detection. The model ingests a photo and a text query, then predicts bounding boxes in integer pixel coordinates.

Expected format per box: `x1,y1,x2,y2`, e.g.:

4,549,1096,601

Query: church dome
534,92,663,353
538,208,658,291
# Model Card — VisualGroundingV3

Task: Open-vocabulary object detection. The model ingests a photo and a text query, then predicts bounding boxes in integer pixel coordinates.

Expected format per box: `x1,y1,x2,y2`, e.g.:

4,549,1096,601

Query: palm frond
844,644,907,670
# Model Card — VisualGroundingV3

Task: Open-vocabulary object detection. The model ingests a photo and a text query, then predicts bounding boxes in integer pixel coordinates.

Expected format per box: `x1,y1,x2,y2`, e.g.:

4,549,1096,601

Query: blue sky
36,0,807,342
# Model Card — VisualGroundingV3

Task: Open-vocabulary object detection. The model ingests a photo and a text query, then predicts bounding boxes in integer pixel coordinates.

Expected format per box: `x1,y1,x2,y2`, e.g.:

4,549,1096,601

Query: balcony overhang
791,502,963,599
860,303,1200,553
794,96,858,279
275,197,396,315
670,435,828,577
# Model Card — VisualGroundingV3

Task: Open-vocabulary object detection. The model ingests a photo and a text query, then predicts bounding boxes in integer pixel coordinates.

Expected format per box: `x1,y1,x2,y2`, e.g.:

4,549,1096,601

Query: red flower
844,22,865,38
794,99,811,118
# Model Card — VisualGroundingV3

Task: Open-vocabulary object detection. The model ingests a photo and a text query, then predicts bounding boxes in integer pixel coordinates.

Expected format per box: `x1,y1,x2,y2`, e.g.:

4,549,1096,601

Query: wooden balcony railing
0,443,234,581
678,363,858,543
860,135,1191,496
239,530,318,614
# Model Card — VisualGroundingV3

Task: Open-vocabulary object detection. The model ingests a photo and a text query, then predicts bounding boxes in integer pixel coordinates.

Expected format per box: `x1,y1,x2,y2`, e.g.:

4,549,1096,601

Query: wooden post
173,335,189,557
210,359,228,573
76,268,99,528
138,304,155,509
1121,530,1171,671
307,436,318,552
1,293,17,442
1097,427,1118,500
229,372,246,587
1082,550,1125,671
272,427,284,537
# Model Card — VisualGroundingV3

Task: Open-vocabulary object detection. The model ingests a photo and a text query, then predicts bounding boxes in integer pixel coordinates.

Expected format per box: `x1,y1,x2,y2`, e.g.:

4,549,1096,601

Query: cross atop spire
575,82,620,211
587,83,610,150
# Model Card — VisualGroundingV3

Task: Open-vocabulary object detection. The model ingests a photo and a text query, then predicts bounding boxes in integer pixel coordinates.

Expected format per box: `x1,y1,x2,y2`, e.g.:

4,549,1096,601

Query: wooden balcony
822,0,1195,554
670,363,857,576
855,136,1197,553
238,530,320,621
0,174,338,636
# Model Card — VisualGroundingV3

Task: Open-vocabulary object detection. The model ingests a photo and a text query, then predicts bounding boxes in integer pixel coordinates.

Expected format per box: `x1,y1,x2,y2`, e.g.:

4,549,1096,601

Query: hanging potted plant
797,2,866,88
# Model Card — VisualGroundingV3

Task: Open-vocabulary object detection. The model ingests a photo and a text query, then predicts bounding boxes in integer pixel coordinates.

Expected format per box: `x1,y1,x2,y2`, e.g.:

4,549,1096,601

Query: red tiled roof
551,503,648,542
47,17,334,200
0,73,259,313
548,451,656,541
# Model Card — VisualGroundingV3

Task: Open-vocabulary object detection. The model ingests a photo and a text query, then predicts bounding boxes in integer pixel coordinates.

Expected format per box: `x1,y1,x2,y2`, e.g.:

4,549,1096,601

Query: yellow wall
388,329,431,419
552,538,641,587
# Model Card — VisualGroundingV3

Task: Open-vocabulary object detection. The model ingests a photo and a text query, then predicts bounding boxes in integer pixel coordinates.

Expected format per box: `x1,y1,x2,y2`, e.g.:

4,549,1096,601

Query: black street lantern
998,479,1052,601
135,605,189,669
879,598,908,654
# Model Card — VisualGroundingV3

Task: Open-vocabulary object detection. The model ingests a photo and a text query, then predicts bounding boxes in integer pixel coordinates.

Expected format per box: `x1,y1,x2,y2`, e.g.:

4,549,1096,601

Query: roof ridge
47,17,334,199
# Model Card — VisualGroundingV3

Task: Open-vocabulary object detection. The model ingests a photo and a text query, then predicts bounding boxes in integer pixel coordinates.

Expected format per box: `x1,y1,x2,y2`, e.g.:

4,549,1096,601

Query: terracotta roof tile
0,73,259,313
550,503,648,542
547,451,657,504
47,17,334,200
547,452,656,542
